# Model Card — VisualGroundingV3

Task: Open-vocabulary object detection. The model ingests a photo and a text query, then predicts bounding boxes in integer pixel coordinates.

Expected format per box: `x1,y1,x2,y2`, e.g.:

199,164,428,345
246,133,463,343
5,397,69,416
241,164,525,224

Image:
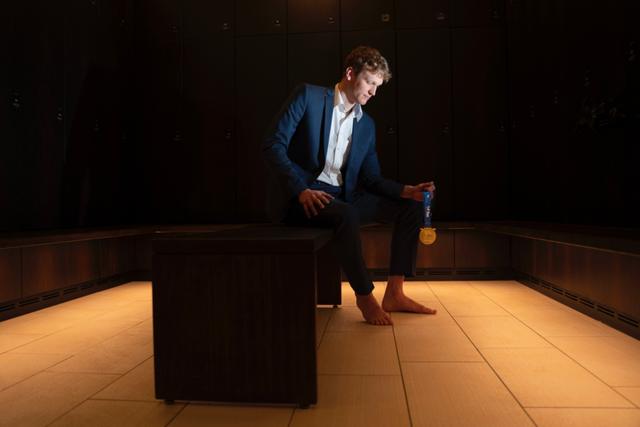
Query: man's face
345,68,384,106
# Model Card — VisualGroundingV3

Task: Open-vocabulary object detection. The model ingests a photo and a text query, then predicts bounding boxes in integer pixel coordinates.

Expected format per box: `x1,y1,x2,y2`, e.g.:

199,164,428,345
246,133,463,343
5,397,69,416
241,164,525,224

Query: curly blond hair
344,46,392,82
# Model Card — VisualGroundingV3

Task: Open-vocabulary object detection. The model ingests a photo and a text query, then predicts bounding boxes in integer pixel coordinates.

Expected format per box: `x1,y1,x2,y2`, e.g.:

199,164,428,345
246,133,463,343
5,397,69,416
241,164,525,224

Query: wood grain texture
0,248,21,301
153,252,318,405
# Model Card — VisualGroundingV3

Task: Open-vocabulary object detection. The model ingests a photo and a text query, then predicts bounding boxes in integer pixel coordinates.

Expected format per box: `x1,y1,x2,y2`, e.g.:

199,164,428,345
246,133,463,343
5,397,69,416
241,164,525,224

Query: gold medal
419,227,437,245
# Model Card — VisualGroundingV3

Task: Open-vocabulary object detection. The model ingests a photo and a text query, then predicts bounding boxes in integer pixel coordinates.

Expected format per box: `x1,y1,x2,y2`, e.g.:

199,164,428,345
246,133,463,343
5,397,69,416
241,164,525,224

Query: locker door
450,0,505,27
341,0,394,31
1,3,15,230
397,29,453,219
287,32,341,91
452,28,508,219
342,31,398,179
288,0,339,33
236,35,287,221
236,0,286,36
183,0,233,38
183,31,235,221
9,2,65,229
134,0,183,223
396,0,450,29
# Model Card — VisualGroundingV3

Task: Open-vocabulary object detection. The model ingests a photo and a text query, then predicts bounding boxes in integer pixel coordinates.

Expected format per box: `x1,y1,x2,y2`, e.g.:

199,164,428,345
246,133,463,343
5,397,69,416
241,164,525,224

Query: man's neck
337,81,356,114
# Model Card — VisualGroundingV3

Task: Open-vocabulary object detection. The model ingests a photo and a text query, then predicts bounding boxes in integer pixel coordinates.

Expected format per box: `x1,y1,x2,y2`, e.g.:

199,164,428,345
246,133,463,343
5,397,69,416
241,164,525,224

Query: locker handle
436,12,447,21
381,13,391,23
441,123,450,135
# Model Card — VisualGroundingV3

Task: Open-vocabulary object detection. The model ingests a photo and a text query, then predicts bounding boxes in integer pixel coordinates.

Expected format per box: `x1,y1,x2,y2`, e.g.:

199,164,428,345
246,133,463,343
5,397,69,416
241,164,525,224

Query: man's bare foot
356,293,393,325
381,293,437,314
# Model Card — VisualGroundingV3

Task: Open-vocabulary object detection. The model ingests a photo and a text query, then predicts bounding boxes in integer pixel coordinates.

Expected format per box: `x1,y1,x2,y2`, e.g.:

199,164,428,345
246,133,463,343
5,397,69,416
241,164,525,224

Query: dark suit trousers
283,181,422,295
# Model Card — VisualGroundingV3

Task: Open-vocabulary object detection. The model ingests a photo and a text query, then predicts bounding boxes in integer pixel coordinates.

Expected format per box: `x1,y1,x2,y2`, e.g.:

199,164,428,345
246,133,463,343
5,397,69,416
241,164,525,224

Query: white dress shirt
317,84,363,187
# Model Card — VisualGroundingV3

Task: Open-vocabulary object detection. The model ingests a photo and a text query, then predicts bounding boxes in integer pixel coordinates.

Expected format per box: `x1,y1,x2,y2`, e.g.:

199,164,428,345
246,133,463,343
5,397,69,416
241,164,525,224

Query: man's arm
359,123,436,202
262,84,309,198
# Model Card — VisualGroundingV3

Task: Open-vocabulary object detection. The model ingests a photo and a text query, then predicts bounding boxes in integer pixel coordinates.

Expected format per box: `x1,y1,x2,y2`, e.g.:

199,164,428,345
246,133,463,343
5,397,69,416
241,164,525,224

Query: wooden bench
151,225,341,407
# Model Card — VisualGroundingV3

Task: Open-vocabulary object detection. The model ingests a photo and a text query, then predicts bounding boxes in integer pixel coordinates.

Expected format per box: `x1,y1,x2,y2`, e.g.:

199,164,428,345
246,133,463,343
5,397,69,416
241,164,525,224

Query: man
263,46,437,325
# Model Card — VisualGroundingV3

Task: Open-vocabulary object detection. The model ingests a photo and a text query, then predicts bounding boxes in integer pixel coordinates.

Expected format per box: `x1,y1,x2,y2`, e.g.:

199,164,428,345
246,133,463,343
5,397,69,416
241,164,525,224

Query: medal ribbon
423,191,432,228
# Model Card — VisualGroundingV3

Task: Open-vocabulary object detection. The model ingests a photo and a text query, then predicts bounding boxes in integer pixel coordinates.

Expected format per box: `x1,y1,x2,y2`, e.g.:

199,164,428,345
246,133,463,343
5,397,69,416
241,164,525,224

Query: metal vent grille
42,292,60,301
618,314,639,328
18,298,39,307
597,305,615,317
0,303,16,313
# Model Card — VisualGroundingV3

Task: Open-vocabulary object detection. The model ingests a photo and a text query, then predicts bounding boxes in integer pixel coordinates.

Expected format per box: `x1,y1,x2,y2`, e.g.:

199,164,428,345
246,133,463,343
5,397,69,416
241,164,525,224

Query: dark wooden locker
287,32,341,91
451,28,508,219
183,32,236,221
135,0,180,38
341,0,394,31
288,0,339,33
88,0,132,226
1,4,14,230
8,3,65,230
0,249,21,302
62,0,102,227
236,35,287,221
450,0,505,28
183,0,233,38
136,29,183,223
396,0,450,29
341,31,398,179
397,29,453,219
236,0,286,36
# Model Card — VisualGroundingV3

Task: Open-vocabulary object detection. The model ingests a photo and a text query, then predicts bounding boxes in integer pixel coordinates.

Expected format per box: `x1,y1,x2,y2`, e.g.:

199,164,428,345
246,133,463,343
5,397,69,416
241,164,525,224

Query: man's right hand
298,189,334,218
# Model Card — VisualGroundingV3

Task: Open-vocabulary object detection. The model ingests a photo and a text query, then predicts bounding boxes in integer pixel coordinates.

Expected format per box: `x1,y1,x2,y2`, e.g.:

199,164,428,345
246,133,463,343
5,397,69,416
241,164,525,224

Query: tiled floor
1,280,639,427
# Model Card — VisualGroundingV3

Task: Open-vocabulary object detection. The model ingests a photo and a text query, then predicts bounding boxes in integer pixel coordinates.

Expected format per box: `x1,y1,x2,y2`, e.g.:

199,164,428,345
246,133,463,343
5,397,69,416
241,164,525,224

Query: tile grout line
391,312,415,427
163,401,189,427
469,281,639,408
426,280,540,427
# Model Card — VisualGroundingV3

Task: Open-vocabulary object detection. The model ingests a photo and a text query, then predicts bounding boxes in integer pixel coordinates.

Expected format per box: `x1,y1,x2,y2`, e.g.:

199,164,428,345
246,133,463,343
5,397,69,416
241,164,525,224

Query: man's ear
345,67,354,81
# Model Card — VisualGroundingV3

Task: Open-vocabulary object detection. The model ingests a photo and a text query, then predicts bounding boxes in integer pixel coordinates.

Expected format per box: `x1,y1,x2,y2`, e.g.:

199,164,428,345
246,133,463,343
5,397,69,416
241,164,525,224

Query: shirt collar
334,84,363,122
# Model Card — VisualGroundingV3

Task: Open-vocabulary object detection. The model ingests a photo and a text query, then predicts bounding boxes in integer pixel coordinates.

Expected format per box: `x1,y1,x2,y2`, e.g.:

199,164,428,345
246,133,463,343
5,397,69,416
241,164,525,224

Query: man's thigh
284,198,359,229
352,192,414,225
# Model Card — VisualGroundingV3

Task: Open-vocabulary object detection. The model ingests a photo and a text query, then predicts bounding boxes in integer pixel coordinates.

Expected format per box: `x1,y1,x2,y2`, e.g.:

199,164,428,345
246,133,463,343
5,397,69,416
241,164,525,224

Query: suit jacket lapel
322,89,333,160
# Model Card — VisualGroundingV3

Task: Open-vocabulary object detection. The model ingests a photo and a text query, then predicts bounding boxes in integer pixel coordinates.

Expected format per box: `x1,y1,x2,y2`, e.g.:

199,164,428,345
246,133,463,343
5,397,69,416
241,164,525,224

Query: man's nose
370,87,377,96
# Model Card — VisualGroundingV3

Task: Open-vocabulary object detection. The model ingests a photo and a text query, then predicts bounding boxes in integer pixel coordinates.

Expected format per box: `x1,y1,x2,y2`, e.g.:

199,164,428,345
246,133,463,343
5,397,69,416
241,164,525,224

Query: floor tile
456,316,551,348
316,307,333,347
438,294,510,317
93,357,157,401
47,331,153,374
9,318,141,355
616,387,640,407
481,348,633,407
325,307,378,332
400,282,439,302
169,404,292,427
395,325,482,362
317,330,400,375
403,362,534,427
290,375,409,427
526,408,640,427
0,352,71,390
0,333,43,354
49,400,184,427
511,306,617,337
0,371,118,427
546,336,640,387
0,312,78,335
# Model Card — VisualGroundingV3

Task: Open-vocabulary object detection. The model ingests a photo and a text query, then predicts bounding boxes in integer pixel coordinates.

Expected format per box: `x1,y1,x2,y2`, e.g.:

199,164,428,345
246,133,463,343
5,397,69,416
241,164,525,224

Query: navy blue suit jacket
263,84,403,222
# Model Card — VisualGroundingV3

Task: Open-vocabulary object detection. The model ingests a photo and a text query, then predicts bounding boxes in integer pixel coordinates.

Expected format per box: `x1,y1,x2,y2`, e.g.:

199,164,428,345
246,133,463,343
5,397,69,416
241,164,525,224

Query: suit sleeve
262,84,309,198
358,121,404,198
